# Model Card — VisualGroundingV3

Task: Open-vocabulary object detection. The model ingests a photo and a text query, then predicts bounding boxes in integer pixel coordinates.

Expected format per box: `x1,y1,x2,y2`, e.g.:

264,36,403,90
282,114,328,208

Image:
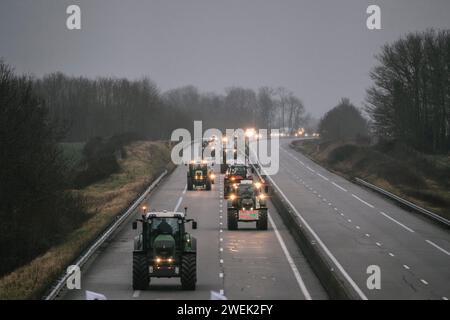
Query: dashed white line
356,226,360,230
306,166,315,173
351,194,375,208
317,173,329,181
268,214,312,300
132,290,140,298
403,264,410,270
332,182,348,192
219,273,224,278
389,253,395,257
379,211,415,233
365,233,370,238
420,279,428,285
425,240,450,256
376,242,382,247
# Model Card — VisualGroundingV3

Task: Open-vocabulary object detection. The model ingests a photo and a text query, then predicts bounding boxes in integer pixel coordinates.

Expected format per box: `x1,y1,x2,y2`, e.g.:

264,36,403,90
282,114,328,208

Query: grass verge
0,141,174,299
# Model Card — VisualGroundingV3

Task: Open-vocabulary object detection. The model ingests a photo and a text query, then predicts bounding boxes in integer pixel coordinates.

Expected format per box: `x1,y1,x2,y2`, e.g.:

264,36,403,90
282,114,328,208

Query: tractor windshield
151,218,180,236
238,184,254,197
230,166,246,177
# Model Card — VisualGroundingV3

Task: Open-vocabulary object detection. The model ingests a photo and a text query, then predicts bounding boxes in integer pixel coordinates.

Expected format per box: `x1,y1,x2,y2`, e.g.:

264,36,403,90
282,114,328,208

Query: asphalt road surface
274,138,449,300
61,163,327,300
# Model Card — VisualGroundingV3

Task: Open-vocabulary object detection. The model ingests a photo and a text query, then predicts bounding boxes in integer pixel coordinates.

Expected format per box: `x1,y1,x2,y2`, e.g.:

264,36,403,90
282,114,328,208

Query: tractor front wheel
227,209,238,230
181,254,197,290
133,253,149,290
256,209,268,230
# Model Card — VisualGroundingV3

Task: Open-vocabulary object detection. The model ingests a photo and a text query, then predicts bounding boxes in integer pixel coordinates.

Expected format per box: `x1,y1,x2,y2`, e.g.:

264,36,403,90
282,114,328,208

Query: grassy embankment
0,141,174,299
291,139,450,221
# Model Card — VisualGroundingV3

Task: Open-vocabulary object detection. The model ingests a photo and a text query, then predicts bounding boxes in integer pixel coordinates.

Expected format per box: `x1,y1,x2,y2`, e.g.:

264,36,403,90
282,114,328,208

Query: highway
61,162,327,300
60,138,449,300
273,138,449,300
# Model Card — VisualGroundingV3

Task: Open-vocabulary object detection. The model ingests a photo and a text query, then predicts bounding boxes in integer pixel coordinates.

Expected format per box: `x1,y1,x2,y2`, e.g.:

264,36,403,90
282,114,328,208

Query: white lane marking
220,289,225,295
220,259,224,264
219,273,224,278
133,290,140,298
420,279,428,285
352,194,374,208
182,184,187,194
443,297,448,300
365,233,370,237
268,214,312,300
403,264,410,270
332,182,348,192
317,173,329,181
425,240,450,256
376,242,381,247
389,253,395,257
220,247,223,252
266,176,367,300
174,196,183,212
306,166,315,173
379,211,415,233
356,226,360,230
347,219,352,223
220,238,223,242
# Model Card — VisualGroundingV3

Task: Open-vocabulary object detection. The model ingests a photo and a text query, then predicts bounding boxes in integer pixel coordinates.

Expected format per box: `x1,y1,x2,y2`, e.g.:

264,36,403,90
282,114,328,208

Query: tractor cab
187,161,211,191
227,180,268,230
132,209,198,290
224,164,252,198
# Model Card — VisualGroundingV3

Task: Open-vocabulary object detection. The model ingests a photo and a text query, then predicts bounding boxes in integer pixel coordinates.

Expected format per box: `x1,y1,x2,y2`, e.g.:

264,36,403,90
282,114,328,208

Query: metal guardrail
355,177,450,228
44,170,168,300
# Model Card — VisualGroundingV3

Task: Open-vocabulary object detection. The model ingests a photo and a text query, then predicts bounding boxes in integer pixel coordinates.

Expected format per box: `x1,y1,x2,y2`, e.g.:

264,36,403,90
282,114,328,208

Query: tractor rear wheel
187,177,193,191
206,180,211,191
227,209,238,230
181,254,197,290
256,209,268,230
133,253,149,290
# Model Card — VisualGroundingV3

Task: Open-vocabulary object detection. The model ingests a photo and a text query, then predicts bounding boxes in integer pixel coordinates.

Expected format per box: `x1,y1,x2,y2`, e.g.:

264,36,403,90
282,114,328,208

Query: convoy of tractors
132,135,269,290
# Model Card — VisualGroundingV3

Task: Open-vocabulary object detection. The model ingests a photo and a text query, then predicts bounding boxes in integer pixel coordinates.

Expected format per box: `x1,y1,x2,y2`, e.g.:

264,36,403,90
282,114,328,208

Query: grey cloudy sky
1,0,449,118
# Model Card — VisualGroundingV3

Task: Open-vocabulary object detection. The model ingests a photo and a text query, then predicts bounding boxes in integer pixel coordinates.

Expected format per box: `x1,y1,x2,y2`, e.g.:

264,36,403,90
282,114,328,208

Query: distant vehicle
223,164,252,198
187,161,211,191
227,180,268,230
132,209,198,290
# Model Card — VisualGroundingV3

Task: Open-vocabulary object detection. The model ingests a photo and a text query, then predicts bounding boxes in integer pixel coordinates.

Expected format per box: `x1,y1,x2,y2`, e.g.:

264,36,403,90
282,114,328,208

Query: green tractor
187,161,211,191
132,209,198,290
227,180,268,230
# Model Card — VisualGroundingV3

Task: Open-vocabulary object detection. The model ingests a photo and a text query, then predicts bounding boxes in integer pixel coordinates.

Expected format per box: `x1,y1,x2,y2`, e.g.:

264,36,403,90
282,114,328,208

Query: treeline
33,74,308,142
318,98,368,142
33,74,188,142
366,29,450,154
0,62,87,276
162,86,307,133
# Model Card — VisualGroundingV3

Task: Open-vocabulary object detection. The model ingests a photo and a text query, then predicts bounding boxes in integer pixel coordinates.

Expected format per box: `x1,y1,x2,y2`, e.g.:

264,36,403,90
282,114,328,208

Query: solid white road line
425,240,450,257
317,173,329,181
174,196,183,212
266,175,368,300
379,211,415,233
306,166,315,173
268,214,312,300
332,182,348,192
351,194,375,208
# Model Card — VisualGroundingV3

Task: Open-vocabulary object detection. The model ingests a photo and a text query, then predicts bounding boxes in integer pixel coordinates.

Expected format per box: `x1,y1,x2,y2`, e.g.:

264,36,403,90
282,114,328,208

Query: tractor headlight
230,194,236,200
156,257,162,264
254,182,261,189
259,194,265,200
210,173,215,179
167,258,173,263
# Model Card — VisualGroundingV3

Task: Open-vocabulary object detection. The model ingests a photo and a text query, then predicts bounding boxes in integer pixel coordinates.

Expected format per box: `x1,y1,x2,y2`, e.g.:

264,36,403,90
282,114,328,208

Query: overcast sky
1,0,449,118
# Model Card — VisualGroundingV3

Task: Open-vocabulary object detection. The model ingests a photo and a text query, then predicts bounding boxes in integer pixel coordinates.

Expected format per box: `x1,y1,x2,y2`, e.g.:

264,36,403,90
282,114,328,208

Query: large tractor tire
227,209,238,230
187,176,193,191
206,179,211,191
133,253,149,290
181,254,197,290
256,209,268,230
